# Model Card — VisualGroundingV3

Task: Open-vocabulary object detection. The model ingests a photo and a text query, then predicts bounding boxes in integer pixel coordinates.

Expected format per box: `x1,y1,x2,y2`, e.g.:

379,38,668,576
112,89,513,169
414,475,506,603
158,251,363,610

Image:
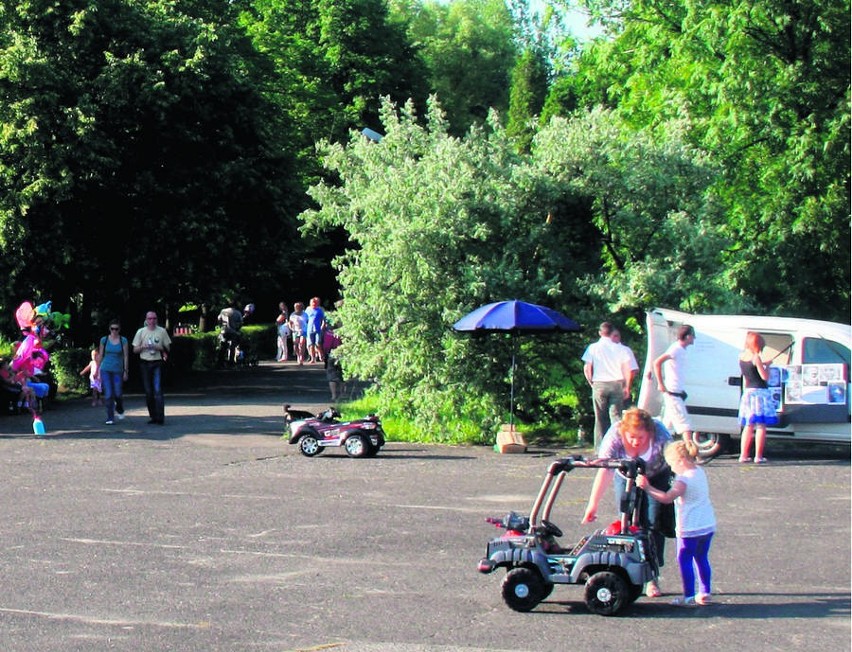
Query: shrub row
41,324,278,396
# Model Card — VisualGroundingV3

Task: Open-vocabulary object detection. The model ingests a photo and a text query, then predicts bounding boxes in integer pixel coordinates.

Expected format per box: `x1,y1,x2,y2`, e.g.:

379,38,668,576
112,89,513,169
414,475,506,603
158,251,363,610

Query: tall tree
506,45,550,151
243,0,429,164
558,0,850,320
0,0,299,328
534,107,732,314
398,0,519,136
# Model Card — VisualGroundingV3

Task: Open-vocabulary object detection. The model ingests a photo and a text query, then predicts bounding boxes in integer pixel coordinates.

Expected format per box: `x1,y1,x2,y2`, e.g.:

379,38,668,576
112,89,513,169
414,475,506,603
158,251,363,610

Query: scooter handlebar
551,456,647,478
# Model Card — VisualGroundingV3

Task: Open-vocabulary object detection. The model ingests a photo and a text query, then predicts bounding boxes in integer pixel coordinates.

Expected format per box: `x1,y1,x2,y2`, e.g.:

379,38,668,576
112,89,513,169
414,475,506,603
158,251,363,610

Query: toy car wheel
344,434,370,458
584,571,628,616
501,567,544,612
299,435,322,457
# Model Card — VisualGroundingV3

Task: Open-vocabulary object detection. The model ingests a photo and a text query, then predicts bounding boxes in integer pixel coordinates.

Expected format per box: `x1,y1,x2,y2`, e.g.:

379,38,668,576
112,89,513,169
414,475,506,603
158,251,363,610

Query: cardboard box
495,424,527,454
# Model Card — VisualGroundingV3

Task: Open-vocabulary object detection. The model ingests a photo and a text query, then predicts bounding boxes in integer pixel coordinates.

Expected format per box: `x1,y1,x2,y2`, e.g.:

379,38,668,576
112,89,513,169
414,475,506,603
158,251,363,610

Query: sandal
696,593,713,605
645,580,662,598
671,596,697,607
755,457,768,464
738,456,752,463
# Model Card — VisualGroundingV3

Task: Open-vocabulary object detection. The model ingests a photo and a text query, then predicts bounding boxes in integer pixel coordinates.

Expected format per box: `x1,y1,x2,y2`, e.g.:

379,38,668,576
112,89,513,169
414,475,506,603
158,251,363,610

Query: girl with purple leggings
637,440,717,607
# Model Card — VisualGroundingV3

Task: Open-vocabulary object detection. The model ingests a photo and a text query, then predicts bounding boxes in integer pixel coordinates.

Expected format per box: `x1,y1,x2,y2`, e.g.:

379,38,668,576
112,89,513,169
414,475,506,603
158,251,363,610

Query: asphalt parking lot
0,362,849,652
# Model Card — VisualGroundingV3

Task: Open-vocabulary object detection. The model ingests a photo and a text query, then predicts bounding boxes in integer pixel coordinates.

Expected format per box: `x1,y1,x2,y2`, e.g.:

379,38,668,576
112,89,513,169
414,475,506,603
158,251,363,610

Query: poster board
782,364,846,406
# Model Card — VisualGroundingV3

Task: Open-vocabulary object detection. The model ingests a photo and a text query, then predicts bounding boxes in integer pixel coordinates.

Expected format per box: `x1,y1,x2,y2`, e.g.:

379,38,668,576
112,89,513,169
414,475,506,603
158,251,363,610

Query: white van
637,308,851,457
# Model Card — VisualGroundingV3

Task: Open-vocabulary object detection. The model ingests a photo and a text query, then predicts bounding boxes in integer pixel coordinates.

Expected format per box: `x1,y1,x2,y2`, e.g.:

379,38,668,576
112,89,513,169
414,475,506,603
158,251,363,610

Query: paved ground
0,361,849,652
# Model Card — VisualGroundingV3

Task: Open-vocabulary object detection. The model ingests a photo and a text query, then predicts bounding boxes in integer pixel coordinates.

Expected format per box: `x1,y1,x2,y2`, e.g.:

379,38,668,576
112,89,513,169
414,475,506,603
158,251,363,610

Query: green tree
506,46,550,151
559,0,851,320
398,0,519,136
0,0,299,331
243,0,429,165
533,107,733,314
301,98,600,438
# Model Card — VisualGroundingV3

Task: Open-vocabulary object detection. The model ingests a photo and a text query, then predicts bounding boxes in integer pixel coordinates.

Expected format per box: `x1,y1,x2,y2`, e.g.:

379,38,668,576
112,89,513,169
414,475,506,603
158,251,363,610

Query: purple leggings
677,532,714,598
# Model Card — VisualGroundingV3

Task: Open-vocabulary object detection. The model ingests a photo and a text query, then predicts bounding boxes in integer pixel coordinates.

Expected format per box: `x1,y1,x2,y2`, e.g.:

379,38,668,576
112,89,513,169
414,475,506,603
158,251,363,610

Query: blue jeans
139,360,165,423
614,472,666,567
101,370,124,421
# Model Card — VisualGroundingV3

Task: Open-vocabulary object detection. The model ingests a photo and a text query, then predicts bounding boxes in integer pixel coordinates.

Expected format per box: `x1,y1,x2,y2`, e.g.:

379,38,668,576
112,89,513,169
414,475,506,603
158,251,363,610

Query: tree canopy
560,0,850,320
301,98,726,438
0,0,300,331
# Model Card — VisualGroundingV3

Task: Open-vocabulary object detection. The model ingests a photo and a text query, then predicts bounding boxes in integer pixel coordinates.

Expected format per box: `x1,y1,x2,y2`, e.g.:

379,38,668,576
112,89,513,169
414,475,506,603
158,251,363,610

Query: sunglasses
110,327,120,331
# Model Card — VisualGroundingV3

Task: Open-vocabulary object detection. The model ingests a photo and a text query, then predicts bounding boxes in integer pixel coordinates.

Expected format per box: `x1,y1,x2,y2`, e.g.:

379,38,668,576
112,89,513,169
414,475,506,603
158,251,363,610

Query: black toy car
477,456,658,616
284,404,385,458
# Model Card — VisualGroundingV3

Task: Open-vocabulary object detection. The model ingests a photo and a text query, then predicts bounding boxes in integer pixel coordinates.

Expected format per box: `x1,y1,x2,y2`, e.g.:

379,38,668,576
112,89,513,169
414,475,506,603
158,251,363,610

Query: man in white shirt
132,311,172,425
653,324,696,445
582,322,632,448
612,329,639,404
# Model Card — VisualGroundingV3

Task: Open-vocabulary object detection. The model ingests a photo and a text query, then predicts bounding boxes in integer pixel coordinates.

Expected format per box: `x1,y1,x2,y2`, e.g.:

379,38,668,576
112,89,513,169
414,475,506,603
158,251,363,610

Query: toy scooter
477,456,658,616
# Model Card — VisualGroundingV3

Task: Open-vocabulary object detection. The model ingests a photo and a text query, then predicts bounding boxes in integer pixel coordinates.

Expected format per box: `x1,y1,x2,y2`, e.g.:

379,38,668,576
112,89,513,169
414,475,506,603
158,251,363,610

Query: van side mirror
728,376,742,386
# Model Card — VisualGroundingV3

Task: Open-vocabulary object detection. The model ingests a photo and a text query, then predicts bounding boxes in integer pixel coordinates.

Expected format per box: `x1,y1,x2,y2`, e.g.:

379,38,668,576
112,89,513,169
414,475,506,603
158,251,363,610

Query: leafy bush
50,348,91,394
168,324,277,373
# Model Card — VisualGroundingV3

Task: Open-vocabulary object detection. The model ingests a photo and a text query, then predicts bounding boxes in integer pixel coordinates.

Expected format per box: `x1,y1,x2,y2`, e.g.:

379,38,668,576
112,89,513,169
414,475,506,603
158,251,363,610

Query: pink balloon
15,301,34,330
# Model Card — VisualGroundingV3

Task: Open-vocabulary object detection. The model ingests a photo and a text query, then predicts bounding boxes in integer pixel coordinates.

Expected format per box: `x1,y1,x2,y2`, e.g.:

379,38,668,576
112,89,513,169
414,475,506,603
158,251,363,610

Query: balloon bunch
9,300,69,434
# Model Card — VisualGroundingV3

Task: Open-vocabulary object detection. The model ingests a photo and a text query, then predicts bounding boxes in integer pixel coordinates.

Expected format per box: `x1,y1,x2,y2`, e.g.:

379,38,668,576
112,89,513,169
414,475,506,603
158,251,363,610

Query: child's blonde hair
664,439,699,467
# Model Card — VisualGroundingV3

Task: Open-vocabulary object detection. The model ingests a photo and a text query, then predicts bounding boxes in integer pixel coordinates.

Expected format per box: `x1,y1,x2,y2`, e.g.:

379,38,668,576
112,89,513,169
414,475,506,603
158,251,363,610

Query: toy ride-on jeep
477,456,658,616
284,404,386,458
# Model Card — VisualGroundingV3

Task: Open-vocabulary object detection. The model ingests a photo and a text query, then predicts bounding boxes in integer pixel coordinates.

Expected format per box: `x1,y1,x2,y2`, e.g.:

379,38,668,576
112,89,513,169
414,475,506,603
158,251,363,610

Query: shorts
662,393,692,434
307,331,322,346
292,332,305,343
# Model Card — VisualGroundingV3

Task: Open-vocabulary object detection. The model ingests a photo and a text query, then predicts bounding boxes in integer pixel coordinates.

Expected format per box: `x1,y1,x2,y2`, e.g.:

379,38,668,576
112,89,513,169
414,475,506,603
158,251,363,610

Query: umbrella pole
509,336,516,430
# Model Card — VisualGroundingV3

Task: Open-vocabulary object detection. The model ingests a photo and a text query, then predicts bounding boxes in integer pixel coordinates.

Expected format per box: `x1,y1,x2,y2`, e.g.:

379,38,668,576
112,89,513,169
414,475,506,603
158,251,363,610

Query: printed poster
783,364,846,405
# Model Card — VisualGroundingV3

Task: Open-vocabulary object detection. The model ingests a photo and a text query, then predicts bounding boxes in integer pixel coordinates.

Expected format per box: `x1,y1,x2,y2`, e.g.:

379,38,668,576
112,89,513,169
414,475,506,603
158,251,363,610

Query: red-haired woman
737,331,778,464
582,407,673,598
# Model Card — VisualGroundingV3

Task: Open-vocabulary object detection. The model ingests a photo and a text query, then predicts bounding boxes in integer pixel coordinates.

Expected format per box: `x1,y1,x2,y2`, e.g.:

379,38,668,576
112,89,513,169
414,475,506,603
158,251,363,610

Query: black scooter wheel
584,571,628,616
501,567,544,612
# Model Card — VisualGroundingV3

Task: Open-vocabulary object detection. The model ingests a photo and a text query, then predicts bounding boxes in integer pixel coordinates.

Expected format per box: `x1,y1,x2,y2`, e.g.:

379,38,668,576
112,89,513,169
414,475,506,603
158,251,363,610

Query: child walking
80,348,103,406
637,440,716,607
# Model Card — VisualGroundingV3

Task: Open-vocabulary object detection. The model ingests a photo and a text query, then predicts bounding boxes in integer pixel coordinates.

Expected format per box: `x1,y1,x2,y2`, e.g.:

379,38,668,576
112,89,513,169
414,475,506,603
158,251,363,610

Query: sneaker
671,596,697,607
738,456,752,463
105,420,114,425
755,457,768,464
696,593,713,605
116,413,125,421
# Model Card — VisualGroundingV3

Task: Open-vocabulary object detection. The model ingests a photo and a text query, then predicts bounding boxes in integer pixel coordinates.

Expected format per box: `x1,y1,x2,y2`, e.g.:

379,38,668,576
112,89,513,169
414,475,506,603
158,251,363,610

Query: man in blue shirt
305,297,327,364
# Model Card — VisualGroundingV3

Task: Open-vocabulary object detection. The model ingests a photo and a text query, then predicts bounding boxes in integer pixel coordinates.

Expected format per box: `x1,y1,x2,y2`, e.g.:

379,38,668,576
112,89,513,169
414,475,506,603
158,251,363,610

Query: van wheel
693,432,730,460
